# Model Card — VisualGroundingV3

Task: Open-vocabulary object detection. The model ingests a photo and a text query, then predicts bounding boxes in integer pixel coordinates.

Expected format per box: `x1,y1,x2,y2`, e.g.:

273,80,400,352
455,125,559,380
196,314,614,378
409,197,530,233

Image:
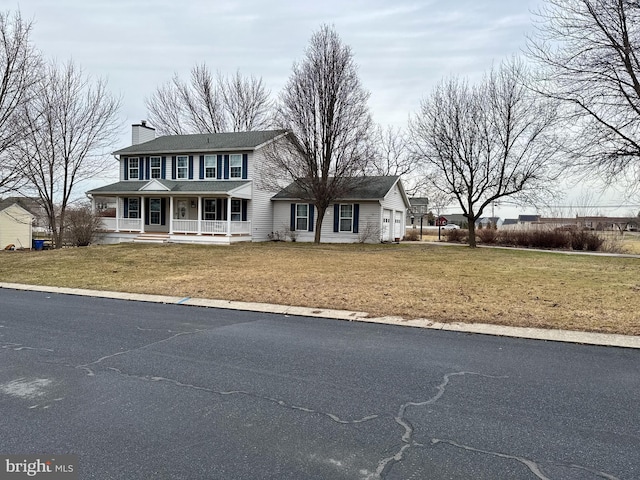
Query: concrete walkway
2,281,638,349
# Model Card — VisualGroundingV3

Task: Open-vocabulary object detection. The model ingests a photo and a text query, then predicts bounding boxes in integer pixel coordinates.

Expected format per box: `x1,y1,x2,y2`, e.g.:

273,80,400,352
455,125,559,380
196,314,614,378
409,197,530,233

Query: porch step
133,233,170,244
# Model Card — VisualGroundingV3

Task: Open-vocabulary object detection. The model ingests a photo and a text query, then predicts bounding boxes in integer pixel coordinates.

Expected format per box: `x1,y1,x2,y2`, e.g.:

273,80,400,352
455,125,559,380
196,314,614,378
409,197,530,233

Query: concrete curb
2,282,639,349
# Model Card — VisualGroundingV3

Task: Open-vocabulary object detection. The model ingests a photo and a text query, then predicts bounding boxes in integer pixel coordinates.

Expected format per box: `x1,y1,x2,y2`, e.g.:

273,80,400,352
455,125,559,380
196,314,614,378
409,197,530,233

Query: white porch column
169,197,174,234
197,196,202,235
115,196,120,232
140,196,145,233
226,196,232,237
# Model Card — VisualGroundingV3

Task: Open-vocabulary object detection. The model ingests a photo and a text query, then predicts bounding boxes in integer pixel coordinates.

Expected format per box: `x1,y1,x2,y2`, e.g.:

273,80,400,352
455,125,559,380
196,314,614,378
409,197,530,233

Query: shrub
64,206,102,246
358,222,382,243
477,227,498,244
404,229,420,241
445,228,467,243
584,232,605,251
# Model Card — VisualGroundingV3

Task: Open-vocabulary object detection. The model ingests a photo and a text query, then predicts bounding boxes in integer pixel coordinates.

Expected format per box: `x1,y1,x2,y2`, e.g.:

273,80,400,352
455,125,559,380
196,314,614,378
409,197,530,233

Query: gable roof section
0,197,42,217
0,202,35,218
114,130,288,156
87,180,250,195
272,176,403,202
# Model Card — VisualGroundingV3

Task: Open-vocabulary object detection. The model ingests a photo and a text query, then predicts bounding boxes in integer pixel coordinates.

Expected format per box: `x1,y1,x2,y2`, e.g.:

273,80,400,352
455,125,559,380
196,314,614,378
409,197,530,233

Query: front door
177,200,188,219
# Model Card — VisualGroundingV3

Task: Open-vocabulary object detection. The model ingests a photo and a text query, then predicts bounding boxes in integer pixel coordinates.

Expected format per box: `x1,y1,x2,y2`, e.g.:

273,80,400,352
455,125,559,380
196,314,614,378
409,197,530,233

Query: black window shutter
353,204,360,233
308,204,314,232
188,156,194,180
139,158,144,180
242,154,248,179
224,155,230,179
199,155,204,180
160,198,166,225
333,204,339,232
124,198,129,217
123,158,128,180
171,156,176,179
161,157,166,179
242,200,247,222
217,155,222,179
145,157,150,180
216,198,222,220
145,198,150,225
290,203,296,231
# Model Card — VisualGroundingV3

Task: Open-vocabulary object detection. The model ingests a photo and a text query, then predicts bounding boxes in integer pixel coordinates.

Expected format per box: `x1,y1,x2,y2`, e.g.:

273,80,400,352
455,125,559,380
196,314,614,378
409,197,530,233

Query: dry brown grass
1,242,638,335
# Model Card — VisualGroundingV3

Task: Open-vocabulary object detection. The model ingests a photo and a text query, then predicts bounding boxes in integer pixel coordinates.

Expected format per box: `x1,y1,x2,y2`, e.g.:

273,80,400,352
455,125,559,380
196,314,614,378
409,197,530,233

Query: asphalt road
0,289,638,480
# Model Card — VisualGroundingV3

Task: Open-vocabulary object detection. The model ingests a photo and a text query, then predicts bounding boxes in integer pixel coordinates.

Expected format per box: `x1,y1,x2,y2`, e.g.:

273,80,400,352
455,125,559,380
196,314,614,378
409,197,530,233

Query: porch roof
87,180,250,196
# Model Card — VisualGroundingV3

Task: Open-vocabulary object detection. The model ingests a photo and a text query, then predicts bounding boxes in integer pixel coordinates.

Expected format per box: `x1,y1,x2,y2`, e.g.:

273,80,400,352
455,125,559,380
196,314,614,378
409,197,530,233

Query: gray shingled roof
272,176,400,201
113,130,288,155
87,180,250,195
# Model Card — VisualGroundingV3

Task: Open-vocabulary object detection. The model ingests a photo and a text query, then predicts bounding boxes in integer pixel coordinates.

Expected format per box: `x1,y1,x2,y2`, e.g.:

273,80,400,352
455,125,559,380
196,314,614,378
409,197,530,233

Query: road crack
105,366,380,425
76,329,205,376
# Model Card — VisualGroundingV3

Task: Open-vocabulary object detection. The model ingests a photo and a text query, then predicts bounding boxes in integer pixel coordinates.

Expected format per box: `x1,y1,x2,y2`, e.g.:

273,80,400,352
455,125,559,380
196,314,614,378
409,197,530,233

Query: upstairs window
177,156,188,179
339,204,353,232
230,154,242,178
128,158,139,180
296,204,308,231
150,157,161,179
204,155,217,179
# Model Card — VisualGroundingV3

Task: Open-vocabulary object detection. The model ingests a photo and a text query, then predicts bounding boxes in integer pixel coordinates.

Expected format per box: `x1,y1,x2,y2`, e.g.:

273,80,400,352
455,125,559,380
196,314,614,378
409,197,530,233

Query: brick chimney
131,120,156,145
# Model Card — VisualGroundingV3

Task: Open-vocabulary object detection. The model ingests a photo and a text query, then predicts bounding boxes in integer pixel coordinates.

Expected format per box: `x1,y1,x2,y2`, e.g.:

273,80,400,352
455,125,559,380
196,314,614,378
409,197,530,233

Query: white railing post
197,196,202,235
226,196,232,237
140,196,145,233
169,196,174,234
115,196,120,232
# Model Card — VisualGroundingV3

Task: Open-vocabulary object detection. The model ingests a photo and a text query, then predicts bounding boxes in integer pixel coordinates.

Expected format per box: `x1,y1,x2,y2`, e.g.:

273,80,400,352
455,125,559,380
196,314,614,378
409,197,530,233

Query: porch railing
101,218,251,235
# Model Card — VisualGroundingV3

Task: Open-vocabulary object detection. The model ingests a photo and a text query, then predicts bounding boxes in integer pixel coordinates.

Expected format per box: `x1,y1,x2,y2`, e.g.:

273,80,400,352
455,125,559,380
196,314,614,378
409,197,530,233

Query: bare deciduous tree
145,64,272,135
14,60,120,248
0,10,41,193
527,0,640,188
410,58,560,247
368,125,421,195
264,25,372,244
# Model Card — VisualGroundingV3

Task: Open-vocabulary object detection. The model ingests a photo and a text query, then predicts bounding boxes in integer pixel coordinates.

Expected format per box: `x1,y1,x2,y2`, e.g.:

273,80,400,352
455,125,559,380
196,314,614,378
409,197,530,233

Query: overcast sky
15,0,636,215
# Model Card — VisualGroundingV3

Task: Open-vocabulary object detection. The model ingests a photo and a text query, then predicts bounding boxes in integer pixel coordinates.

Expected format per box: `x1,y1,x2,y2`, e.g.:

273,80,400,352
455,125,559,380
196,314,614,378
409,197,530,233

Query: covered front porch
89,179,253,245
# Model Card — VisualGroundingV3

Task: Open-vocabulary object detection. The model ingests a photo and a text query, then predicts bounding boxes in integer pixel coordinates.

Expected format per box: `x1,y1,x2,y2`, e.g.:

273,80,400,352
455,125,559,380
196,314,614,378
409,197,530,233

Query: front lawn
1,242,638,335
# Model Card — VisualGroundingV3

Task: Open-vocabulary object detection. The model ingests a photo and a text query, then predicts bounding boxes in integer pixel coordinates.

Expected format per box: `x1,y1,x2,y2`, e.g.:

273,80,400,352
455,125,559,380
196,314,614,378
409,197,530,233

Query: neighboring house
87,123,409,244
476,217,502,228
577,216,638,232
272,176,410,243
406,197,429,226
0,202,34,249
435,213,467,227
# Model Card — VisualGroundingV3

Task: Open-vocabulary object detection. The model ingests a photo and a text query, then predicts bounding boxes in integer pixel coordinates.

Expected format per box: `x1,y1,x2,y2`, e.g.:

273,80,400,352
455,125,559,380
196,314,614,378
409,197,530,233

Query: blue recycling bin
33,240,45,251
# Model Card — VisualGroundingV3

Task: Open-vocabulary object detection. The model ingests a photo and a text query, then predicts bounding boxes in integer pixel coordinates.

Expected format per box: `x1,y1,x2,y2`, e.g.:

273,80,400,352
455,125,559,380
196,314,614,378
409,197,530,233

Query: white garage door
382,209,391,241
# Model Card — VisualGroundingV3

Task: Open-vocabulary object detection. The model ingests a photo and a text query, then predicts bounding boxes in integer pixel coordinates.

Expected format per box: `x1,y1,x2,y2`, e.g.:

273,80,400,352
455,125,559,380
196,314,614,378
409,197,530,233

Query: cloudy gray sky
19,0,541,128
15,0,635,215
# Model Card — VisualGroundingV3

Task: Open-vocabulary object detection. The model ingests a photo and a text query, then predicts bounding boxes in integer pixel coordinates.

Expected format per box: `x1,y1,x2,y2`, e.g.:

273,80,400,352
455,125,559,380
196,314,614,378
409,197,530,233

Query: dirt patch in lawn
1,242,638,335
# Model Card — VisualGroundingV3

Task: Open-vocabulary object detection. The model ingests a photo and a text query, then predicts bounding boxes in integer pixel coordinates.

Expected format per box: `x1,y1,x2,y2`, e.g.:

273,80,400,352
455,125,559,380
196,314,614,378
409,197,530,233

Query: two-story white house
88,122,410,244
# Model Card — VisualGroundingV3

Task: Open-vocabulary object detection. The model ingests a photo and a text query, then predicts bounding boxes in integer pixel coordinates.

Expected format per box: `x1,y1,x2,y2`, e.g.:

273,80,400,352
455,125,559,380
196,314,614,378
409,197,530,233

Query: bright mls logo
0,456,77,479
